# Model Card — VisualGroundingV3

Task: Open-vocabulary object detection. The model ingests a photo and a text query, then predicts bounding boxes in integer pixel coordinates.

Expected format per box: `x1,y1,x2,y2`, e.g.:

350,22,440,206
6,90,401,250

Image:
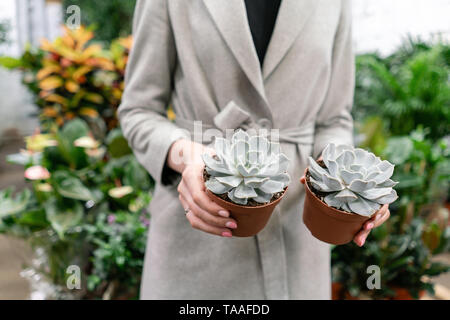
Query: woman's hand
353,204,390,246
168,139,237,237
300,156,390,247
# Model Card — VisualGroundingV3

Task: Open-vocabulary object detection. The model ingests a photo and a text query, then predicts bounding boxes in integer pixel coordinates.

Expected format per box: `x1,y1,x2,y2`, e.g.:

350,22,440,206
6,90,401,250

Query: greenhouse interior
0,0,448,302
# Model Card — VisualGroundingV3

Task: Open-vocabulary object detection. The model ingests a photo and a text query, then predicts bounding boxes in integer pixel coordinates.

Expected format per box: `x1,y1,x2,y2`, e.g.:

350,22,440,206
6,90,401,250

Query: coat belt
174,100,315,299
175,100,315,146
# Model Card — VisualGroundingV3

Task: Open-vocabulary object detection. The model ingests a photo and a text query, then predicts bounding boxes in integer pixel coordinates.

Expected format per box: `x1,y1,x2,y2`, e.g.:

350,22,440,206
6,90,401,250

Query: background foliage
62,0,137,44
0,4,448,299
0,26,151,299
354,38,450,143
333,38,450,300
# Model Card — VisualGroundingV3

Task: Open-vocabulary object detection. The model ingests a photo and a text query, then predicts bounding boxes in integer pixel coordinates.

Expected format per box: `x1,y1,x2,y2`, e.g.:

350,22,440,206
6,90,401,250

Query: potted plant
202,130,290,237
303,143,398,244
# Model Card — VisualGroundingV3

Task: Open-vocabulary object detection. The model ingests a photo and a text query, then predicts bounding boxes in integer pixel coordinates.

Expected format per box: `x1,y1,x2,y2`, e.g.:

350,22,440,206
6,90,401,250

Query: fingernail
218,210,229,217
226,221,237,229
221,231,232,237
360,239,365,246
367,223,374,230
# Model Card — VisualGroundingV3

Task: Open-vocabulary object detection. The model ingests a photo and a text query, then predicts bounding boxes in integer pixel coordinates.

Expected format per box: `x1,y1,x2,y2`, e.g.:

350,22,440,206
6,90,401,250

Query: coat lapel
262,0,319,80
203,0,267,102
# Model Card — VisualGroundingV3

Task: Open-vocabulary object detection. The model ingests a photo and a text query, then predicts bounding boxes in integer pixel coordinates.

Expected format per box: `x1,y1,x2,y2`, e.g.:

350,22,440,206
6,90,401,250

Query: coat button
258,118,272,129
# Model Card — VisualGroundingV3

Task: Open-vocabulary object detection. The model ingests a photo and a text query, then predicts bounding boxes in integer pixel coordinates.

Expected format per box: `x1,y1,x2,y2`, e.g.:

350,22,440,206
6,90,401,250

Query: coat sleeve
118,0,189,186
312,0,355,159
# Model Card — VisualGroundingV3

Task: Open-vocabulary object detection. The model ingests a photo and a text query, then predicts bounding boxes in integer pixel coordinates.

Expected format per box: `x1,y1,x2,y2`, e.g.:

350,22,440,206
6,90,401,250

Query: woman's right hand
167,139,238,237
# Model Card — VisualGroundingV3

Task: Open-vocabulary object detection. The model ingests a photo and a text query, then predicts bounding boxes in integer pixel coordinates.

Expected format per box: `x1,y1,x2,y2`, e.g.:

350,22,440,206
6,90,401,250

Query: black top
244,0,282,66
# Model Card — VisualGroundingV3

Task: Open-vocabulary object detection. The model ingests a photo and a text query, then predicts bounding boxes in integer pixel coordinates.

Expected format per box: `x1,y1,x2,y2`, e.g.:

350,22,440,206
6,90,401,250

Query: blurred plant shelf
0,26,153,299
333,38,450,300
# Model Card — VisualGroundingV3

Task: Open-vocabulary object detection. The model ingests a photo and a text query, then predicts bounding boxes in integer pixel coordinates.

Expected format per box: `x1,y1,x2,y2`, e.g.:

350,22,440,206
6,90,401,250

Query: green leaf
106,128,132,158
390,237,410,259
61,119,90,142
52,170,95,201
17,208,49,229
44,197,83,239
56,119,90,167
87,274,101,291
388,256,414,270
124,157,150,190
0,56,23,69
0,189,31,218
424,262,450,277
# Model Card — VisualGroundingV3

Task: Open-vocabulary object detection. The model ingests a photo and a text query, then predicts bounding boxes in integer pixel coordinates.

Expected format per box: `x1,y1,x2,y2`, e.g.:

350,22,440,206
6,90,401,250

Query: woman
118,0,390,299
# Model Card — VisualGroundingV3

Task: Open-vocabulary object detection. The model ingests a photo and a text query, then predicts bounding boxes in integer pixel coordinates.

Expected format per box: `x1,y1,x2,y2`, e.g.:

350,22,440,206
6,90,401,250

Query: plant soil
305,159,329,200
306,159,353,214
203,169,285,207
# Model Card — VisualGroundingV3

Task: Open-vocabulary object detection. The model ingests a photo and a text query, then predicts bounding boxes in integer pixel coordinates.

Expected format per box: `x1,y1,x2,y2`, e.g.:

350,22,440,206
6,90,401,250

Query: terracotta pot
302,169,370,245
331,282,361,300
331,282,343,300
389,287,425,300
205,188,287,237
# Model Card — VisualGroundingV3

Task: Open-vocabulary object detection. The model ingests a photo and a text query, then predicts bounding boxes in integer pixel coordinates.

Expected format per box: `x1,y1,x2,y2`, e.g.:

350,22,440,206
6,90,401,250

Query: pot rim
304,169,371,222
205,186,288,211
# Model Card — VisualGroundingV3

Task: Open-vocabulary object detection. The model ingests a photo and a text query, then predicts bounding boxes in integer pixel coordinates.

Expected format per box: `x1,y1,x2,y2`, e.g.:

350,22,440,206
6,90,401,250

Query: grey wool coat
118,0,355,300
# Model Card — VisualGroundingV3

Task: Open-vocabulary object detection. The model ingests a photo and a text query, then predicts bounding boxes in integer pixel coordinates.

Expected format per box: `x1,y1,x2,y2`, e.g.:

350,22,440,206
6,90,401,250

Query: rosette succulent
202,130,290,205
307,143,398,216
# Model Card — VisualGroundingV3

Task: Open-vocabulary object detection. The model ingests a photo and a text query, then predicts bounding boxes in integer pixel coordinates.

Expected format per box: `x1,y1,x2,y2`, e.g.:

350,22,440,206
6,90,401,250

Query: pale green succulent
308,143,398,216
202,130,290,205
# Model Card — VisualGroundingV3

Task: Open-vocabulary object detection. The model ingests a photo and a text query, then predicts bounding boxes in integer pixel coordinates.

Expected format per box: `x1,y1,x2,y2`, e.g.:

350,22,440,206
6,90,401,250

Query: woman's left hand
352,204,390,247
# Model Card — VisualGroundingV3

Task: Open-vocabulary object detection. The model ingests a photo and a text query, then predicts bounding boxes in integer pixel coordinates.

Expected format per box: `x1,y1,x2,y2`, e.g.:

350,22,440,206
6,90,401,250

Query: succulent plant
307,143,398,216
202,130,290,205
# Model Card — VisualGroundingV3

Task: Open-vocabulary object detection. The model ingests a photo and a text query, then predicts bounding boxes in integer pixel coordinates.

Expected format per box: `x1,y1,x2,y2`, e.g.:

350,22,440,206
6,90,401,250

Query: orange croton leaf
72,27,94,50
79,107,99,118
61,70,70,78
85,93,104,104
60,58,73,68
118,36,133,50
86,57,115,71
56,116,65,126
39,90,52,99
112,88,122,100
78,76,87,84
65,112,76,120
53,41,78,61
42,58,60,68
44,94,68,106
40,38,54,52
61,33,76,49
36,65,61,81
39,76,63,91
72,66,92,82
81,44,102,59
62,25,93,49
114,57,126,71
42,107,59,117
65,80,80,93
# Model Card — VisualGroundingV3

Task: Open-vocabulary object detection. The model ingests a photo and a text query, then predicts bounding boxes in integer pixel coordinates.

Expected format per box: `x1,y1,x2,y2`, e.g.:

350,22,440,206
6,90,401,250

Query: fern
354,40,450,140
